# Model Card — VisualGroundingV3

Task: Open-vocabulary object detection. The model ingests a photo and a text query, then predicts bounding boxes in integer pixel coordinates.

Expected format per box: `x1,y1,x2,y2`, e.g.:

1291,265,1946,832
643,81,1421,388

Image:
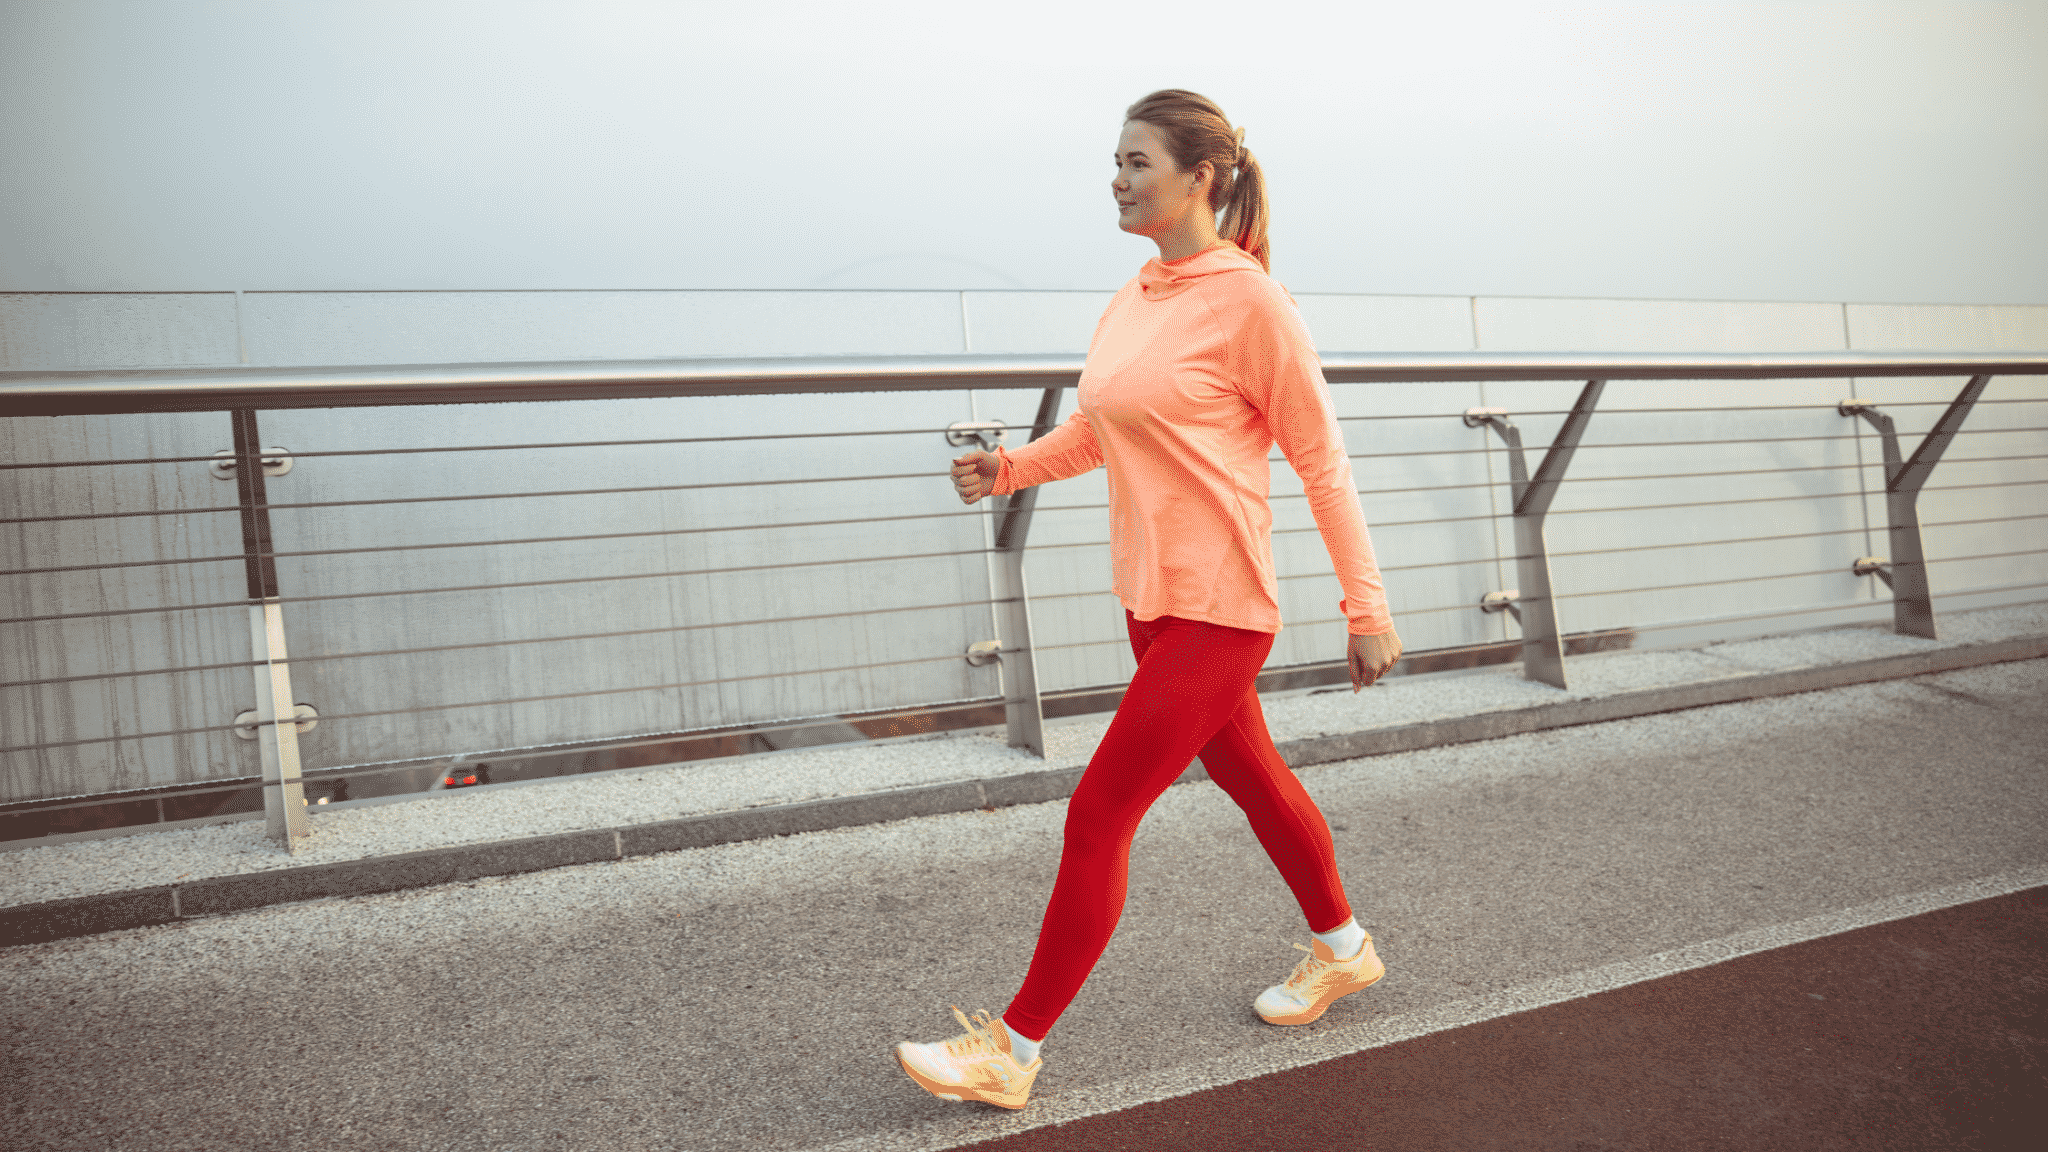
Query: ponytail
1220,149,1269,273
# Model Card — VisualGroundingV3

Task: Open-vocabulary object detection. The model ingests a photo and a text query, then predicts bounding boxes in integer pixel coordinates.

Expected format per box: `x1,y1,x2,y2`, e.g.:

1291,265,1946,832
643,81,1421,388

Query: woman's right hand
952,449,1000,505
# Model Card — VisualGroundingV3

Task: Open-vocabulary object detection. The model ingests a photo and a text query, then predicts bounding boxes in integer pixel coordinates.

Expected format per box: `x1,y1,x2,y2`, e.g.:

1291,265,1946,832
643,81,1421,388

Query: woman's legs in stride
1196,675,1353,936
1001,611,1354,1043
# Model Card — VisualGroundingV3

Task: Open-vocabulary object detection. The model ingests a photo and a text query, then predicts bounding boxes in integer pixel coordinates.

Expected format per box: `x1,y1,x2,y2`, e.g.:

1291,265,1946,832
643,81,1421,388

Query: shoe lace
940,1005,1006,1064
1283,941,1329,990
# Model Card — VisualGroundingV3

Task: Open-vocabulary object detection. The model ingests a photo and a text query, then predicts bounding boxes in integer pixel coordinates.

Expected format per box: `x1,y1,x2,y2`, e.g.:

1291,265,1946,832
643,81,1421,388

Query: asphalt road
4,658,2044,1152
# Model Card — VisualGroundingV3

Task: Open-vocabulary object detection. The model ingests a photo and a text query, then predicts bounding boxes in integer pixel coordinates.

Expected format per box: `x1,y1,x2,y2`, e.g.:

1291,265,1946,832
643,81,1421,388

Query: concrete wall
4,289,2045,805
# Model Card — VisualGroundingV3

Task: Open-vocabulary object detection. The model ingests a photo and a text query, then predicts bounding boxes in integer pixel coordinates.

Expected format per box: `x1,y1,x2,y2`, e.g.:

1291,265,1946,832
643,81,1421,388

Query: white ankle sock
999,1017,1041,1066
1313,917,1366,960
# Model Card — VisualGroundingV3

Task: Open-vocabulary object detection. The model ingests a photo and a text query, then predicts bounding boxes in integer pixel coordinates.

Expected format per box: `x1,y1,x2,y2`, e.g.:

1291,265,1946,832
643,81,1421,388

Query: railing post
1840,374,1992,640
985,385,1065,758
231,408,310,848
1467,380,1604,689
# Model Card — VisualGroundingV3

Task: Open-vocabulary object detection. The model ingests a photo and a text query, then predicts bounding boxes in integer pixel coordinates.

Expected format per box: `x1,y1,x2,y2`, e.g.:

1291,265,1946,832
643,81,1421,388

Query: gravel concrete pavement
4,646,2044,1152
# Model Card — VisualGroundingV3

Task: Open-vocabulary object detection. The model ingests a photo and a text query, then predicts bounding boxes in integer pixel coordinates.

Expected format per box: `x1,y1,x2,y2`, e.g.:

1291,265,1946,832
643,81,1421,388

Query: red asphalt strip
953,886,2047,1152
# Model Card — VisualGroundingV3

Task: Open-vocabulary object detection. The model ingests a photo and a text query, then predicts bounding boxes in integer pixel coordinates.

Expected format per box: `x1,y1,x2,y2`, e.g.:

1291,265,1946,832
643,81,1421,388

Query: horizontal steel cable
0,505,998,578
1428,397,2043,418
18,493,2036,598
1,644,1022,754
1921,547,2048,565
7,479,2043,627
1551,549,2048,601
0,521,1952,690
1255,478,2048,541
8,576,1681,749
12,446,2045,580
1030,529,2048,606
7,399,2038,471
0,596,1021,691
0,545,1009,626
9,422,2042,527
14,441,2046,584
17,531,2040,694
5,408,1530,471
1613,580,2048,637
3,519,1940,689
10,619,1600,811
1038,578,2048,654
0,548,1566,691
0,541,1605,684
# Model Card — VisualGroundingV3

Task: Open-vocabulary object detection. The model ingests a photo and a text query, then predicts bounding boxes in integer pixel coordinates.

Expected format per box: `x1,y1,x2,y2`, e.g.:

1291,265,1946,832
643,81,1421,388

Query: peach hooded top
990,242,1393,636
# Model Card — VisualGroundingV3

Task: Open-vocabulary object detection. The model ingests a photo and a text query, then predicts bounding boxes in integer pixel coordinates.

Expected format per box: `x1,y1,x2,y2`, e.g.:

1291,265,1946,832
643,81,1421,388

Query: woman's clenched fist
952,449,1000,505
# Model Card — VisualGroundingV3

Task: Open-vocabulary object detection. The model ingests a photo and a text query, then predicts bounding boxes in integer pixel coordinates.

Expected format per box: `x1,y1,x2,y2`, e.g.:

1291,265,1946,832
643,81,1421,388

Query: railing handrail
6,350,2048,416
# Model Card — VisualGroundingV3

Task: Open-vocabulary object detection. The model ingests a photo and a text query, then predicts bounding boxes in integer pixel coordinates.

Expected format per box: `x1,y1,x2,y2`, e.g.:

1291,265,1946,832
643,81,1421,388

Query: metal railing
5,350,2046,850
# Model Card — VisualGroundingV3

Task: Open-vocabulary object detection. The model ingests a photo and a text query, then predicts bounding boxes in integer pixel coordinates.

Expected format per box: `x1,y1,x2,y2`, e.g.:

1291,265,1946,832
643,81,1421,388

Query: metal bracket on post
971,386,1066,759
1851,556,1893,590
946,420,1007,451
1465,381,1604,689
231,408,311,848
1480,589,1522,623
1838,376,1991,640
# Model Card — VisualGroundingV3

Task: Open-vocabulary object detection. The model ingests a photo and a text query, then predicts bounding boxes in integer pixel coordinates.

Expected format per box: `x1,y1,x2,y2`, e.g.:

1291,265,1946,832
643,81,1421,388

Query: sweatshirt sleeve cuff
991,444,1019,496
1339,598,1395,636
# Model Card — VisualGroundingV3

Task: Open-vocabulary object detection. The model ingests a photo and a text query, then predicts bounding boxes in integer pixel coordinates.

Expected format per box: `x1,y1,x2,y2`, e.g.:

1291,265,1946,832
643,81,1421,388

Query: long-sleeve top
990,242,1393,636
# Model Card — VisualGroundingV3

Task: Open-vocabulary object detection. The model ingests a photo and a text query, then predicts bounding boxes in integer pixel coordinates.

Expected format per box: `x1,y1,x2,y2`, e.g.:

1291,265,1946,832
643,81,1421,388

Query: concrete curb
6,634,2044,948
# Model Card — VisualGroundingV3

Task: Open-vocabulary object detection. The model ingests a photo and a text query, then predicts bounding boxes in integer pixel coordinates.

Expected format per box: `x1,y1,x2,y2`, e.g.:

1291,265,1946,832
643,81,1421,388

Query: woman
895,89,1403,1111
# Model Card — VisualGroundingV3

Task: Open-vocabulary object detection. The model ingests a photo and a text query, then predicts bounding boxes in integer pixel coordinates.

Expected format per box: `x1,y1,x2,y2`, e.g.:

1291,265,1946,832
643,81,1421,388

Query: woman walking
895,89,1403,1111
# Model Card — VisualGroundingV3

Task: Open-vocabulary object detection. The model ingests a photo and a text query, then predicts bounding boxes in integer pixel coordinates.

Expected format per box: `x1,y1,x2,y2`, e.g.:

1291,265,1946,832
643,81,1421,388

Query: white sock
1313,917,1367,960
998,1017,1041,1066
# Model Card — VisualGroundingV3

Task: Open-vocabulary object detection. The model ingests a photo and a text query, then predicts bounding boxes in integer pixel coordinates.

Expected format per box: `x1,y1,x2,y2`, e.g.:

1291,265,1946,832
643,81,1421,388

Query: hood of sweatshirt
1137,242,1264,301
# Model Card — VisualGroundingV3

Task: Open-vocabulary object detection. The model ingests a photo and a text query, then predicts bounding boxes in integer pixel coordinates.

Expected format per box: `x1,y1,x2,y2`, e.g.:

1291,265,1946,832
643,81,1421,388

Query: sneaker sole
895,1046,1033,1110
1256,960,1387,1026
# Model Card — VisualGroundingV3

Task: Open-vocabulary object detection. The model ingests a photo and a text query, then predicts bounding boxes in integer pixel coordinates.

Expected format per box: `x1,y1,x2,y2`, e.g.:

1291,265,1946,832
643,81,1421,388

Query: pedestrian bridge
3,291,2046,1146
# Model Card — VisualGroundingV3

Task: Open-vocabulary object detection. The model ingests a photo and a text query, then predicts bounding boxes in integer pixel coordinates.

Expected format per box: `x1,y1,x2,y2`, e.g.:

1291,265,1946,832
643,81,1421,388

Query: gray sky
3,0,2044,303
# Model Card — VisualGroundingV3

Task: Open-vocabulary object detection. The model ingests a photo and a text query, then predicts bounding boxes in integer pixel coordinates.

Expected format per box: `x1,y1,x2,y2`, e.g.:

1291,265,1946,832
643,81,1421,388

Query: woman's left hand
1348,627,1403,692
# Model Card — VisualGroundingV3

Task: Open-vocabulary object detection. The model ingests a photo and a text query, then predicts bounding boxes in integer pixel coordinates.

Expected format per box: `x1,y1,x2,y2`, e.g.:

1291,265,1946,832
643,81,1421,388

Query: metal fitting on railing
945,420,1007,451
1462,406,1508,429
232,704,320,740
1852,556,1894,589
965,640,1002,666
208,448,293,480
1481,589,1523,623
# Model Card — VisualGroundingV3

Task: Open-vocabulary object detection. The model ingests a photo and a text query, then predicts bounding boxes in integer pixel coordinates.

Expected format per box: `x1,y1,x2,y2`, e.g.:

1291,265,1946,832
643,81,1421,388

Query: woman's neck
1153,214,1224,263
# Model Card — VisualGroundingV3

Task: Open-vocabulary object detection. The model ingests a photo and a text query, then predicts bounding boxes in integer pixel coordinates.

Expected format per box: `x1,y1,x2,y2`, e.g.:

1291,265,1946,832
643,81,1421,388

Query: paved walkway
3,640,2043,1151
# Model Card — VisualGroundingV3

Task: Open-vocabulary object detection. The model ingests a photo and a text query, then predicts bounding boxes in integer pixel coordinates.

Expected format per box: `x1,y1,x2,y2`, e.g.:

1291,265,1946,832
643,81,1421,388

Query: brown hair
1124,89,1270,272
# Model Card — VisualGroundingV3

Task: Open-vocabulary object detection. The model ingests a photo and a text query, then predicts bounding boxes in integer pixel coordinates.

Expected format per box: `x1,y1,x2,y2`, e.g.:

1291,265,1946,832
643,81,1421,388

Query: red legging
1002,609,1354,1042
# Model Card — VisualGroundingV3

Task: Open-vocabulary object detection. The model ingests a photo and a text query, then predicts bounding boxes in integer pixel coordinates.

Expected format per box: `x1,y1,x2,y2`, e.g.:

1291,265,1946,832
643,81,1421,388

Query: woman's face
1113,120,1206,240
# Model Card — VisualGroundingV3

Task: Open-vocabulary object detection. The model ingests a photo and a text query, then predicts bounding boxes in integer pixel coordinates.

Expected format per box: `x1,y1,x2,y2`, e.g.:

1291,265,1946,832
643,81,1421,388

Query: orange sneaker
895,1006,1040,1110
1254,931,1386,1025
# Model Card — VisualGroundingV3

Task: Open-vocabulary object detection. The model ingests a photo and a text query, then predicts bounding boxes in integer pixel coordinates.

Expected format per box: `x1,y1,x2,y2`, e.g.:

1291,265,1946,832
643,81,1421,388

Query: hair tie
1233,126,1246,166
